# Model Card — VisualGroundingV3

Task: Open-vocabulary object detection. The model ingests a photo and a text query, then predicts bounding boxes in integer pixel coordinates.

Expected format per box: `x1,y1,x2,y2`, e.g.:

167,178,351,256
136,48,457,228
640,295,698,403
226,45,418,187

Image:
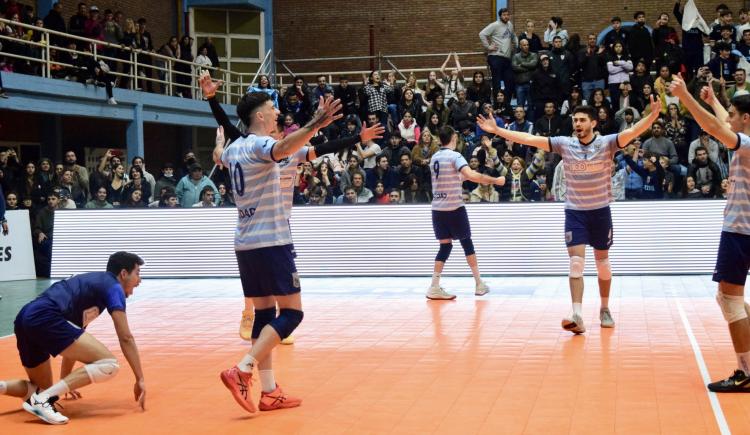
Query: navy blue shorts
14,297,84,369
713,231,750,286
564,206,613,250
432,207,471,241
236,244,301,298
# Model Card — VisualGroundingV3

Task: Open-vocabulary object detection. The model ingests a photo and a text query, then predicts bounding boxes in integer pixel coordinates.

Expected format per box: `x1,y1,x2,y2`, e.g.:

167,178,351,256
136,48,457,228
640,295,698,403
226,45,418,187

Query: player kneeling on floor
0,251,147,425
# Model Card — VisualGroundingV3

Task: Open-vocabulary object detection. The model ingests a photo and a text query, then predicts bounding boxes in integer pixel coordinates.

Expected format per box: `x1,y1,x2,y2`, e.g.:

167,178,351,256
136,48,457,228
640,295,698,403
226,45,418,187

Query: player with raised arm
476,96,660,333
200,72,384,343
427,125,506,300
670,74,750,392
0,252,146,425
211,78,344,413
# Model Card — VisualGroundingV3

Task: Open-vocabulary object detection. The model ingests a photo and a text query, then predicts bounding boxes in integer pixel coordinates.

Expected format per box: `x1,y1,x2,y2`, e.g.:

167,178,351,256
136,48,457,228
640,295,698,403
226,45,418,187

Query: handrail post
132,50,138,90
168,59,173,96
44,33,51,78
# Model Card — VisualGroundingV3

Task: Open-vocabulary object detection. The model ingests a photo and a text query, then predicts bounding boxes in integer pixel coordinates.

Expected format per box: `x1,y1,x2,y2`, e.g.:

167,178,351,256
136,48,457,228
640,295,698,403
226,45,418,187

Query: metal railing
0,17,268,104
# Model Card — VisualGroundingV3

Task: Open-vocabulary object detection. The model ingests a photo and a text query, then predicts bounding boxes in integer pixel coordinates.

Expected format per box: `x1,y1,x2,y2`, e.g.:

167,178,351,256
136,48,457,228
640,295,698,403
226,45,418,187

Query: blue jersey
221,134,294,251
39,272,126,328
549,134,621,210
430,148,469,211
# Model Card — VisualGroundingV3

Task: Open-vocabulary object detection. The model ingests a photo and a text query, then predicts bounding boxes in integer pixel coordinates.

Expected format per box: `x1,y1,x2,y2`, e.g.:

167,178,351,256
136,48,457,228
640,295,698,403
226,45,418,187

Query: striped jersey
221,134,292,251
279,146,310,219
549,134,620,210
724,133,750,235
430,148,469,211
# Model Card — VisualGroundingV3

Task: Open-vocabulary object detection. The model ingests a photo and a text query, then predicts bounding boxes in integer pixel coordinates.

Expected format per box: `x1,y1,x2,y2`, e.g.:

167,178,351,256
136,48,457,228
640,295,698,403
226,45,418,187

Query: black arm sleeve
312,135,361,156
208,97,242,142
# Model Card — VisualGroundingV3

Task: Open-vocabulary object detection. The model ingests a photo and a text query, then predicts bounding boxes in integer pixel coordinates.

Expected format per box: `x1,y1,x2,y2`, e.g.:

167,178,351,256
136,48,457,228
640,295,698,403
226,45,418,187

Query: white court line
0,334,14,339
674,296,732,435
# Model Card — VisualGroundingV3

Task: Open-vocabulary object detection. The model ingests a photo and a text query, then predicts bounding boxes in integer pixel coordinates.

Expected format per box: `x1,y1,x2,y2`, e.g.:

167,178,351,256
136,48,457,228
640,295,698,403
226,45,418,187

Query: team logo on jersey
82,306,101,327
565,231,573,243
292,272,300,289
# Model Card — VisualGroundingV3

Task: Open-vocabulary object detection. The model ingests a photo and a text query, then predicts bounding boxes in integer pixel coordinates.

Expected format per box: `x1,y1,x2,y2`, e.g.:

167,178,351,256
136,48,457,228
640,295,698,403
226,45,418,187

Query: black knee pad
252,307,276,339
269,309,304,339
435,243,453,262
460,238,475,256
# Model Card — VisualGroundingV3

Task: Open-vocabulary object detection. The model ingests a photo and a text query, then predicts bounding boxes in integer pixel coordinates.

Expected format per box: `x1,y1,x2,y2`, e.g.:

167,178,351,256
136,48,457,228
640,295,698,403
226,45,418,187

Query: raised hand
199,69,223,98
476,114,499,133
700,84,719,106
647,94,662,120
359,122,386,143
308,95,343,130
667,73,689,99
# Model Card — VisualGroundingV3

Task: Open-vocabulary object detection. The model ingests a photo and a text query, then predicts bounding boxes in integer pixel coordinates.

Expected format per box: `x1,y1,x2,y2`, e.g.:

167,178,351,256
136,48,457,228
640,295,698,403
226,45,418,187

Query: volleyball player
476,97,660,333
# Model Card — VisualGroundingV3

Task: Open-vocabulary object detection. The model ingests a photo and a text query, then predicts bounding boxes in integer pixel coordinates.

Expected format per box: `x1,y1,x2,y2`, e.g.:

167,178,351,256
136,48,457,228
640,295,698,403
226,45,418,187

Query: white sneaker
22,393,68,425
600,308,615,328
426,285,456,300
107,97,118,105
475,281,490,296
561,313,586,334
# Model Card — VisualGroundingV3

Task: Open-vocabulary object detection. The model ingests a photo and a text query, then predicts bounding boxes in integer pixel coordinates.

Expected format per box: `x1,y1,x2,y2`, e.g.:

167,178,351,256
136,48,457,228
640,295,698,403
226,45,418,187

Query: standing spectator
664,103,689,165
131,156,155,200
157,36,180,95
606,42,633,111
135,18,154,93
33,191,58,277
512,38,538,113
313,74,332,102
688,131,722,165
518,19,543,52
628,11,655,70
121,188,145,207
673,0,709,74
361,71,392,127
398,88,423,125
652,13,678,61
15,161,43,205
643,120,679,166
123,165,151,206
175,35,193,98
217,183,234,207
348,172,372,203
711,9,736,42
623,147,665,199
175,162,218,207
448,89,476,129
85,186,113,208
119,18,137,89
83,5,102,42
466,71,492,109
195,45,212,68
577,34,608,102
412,130,439,168
603,16,628,52
68,2,88,47
479,8,517,98
43,2,66,47
549,36,576,97
439,53,464,105
505,106,535,158
533,102,563,138
708,42,737,83
101,9,123,61
248,75,279,109
543,16,569,47
687,146,722,198
154,162,178,196
726,69,750,99
0,183,7,236
63,150,89,198
106,163,126,206
334,76,358,117
530,55,561,121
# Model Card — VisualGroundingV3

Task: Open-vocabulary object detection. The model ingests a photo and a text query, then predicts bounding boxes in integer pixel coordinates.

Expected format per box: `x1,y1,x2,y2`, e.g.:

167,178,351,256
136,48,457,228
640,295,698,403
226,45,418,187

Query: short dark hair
634,11,645,19
106,251,144,276
695,146,708,154
438,126,456,146
78,2,86,8
720,9,733,17
237,92,272,125
717,4,729,12
131,156,144,165
498,7,510,17
550,16,563,27
137,18,146,25
731,94,750,116
571,105,596,120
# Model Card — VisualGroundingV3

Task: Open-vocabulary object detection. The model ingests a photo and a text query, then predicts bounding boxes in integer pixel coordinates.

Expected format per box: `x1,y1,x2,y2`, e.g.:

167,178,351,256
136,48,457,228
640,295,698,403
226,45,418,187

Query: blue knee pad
252,307,277,339
269,309,304,339
460,238,475,256
435,243,453,262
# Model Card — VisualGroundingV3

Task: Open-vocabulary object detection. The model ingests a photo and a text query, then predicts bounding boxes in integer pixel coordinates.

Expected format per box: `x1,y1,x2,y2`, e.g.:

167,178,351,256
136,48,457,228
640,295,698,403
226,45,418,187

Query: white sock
601,298,609,309
737,351,750,375
237,353,257,374
572,303,583,316
259,370,276,393
0,381,6,395
431,274,440,287
42,380,70,398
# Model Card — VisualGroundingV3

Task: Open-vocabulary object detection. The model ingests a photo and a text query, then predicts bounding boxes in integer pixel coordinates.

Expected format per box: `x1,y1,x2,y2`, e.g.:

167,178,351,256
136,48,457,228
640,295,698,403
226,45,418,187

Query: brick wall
55,0,177,52
273,0,744,81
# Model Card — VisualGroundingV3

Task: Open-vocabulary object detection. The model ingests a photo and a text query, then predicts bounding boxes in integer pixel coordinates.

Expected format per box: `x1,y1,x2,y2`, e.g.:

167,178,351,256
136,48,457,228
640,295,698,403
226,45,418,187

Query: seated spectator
448,89,476,129
708,42,737,82
336,186,359,205
154,162,178,197
4,190,18,210
643,120,679,166
398,111,420,146
217,183,234,207
388,189,402,204
123,165,152,206
505,107,534,159
80,45,117,104
381,132,410,168
688,131,722,165
682,176,703,199
57,169,86,207
659,156,676,197
462,156,482,193
423,94,449,129
560,85,587,117
476,103,504,139
348,172,372,203
85,186,114,208
192,185,217,207
533,101,563,138
719,178,730,199
354,134,381,170
159,191,180,208
595,107,618,135
425,112,442,135
688,146,722,198
470,176,500,203
530,173,549,201
247,74,279,108
472,135,499,168
121,187,146,207
282,113,300,137
615,108,640,132
726,69,750,99
632,83,655,114
397,88,423,126
366,155,399,191
106,163,127,207
589,88,611,116
493,90,514,123
33,191,58,277
306,186,328,205
339,155,366,192
412,130,440,168
175,162,218,207
396,153,424,190
401,174,430,203
466,71,492,108
149,185,174,207
369,181,389,204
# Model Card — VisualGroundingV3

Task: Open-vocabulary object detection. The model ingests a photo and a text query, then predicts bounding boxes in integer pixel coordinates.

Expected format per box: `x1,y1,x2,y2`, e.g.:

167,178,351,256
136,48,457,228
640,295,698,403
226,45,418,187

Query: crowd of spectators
0,0,222,102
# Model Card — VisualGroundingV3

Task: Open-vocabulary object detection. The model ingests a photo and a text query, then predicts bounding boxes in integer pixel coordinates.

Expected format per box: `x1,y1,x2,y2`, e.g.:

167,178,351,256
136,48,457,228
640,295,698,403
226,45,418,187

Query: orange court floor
1,275,749,435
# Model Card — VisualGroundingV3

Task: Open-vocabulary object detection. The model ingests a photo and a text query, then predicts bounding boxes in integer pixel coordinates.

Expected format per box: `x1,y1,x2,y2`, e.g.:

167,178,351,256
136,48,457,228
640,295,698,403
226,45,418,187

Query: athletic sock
430,274,440,288
0,381,6,395
259,370,276,393
237,353,257,374
737,350,750,376
601,298,609,309
572,303,583,317
42,380,70,398
25,382,36,401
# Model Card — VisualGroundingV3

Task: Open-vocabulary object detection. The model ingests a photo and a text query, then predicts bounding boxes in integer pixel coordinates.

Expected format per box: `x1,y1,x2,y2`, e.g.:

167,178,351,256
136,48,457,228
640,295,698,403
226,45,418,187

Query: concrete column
126,103,145,159
39,114,62,159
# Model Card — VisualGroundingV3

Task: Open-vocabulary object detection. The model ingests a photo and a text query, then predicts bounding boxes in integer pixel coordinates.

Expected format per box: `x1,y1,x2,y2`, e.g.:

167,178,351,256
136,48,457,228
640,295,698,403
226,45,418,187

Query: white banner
0,209,36,281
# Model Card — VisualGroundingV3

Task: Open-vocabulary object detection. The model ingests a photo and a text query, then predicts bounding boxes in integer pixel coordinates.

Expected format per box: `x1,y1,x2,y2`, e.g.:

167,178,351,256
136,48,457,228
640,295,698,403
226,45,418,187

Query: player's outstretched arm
476,114,551,151
669,74,738,149
618,94,661,147
272,95,343,161
701,83,731,129
308,123,385,160
199,70,242,142
111,310,146,410
460,166,506,186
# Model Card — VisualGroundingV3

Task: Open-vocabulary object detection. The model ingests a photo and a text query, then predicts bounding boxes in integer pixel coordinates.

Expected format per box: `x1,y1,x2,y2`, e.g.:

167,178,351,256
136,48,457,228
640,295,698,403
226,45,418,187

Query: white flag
681,0,711,35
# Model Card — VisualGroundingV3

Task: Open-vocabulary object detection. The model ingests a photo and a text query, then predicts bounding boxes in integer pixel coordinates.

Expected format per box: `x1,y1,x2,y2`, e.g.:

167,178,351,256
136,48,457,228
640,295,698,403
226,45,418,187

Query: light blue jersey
724,134,750,235
549,134,621,210
430,148,469,211
279,146,311,219
221,134,293,251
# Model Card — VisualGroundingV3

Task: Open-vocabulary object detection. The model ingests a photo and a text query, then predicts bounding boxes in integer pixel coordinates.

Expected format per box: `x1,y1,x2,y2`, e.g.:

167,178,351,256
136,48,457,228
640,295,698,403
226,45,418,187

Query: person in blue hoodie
623,145,665,199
